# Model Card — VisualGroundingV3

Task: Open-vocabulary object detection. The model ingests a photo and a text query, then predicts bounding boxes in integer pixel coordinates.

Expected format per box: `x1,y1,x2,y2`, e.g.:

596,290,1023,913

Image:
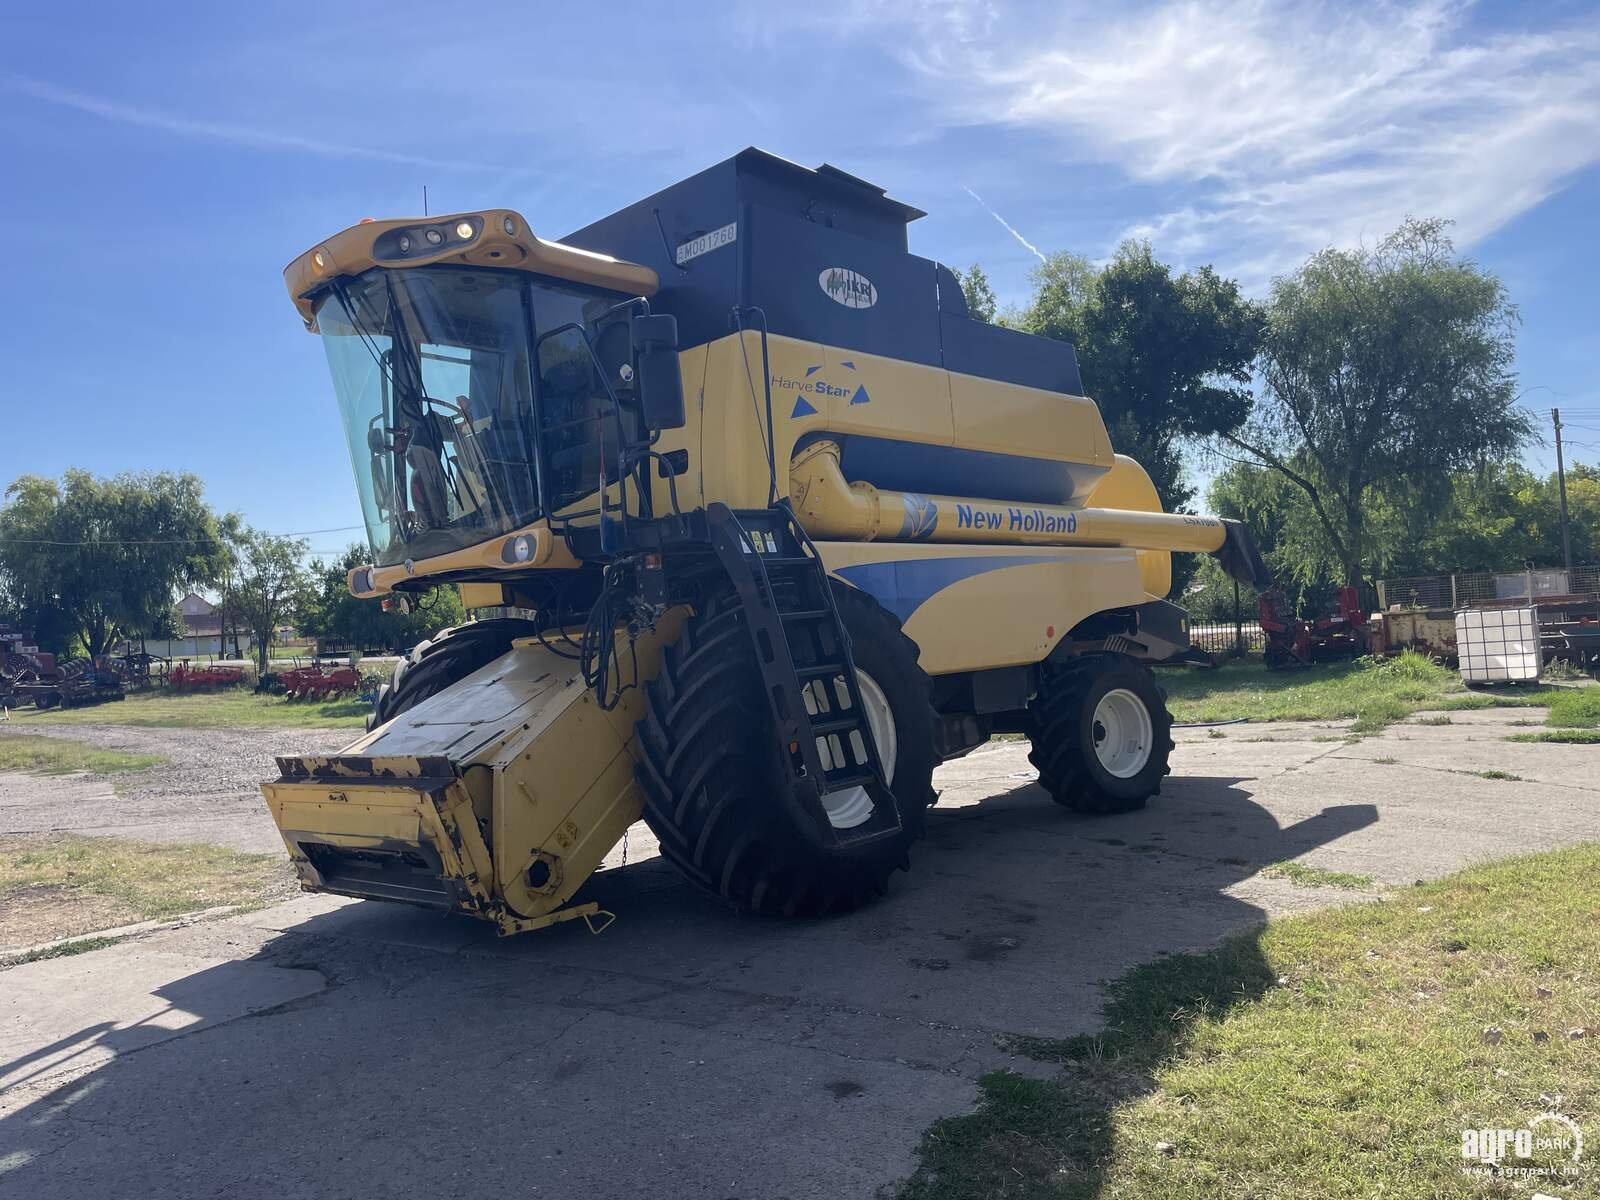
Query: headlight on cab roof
373,217,479,260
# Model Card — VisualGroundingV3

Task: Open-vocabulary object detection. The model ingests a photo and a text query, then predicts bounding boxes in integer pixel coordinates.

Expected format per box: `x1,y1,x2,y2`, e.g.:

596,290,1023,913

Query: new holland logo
819,267,877,310
898,494,939,540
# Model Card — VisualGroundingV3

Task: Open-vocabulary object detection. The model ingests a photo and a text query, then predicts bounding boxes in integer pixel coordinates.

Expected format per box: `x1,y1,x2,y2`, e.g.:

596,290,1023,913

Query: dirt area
0,833,297,952
0,723,350,853
0,883,126,948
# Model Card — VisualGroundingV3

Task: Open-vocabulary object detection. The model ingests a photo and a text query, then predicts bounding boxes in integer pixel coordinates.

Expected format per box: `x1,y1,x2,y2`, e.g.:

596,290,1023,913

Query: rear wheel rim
816,669,896,830
1092,688,1153,779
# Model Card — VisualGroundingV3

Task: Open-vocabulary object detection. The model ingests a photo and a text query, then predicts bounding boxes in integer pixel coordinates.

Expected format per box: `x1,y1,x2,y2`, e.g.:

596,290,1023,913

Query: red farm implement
278,663,360,701
1260,585,1370,669
168,660,246,691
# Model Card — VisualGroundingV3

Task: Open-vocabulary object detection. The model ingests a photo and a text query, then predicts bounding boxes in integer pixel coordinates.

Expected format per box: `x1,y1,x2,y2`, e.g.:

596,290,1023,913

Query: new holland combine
262,149,1268,934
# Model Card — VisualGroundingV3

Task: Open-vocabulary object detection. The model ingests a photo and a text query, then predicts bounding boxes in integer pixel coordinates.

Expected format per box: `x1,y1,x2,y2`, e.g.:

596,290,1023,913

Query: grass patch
0,732,164,775
903,844,1600,1199
1508,729,1600,745
0,833,294,951
11,687,371,729
0,935,123,967
1546,687,1600,729
1477,769,1523,781
1260,861,1376,890
1163,652,1572,732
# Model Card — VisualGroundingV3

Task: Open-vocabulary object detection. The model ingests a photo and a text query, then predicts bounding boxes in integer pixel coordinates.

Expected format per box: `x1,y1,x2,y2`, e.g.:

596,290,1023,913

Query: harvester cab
263,148,1270,935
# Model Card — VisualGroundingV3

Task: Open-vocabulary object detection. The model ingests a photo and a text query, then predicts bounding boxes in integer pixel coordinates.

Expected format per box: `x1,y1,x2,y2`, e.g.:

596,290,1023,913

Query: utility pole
1553,408,1574,575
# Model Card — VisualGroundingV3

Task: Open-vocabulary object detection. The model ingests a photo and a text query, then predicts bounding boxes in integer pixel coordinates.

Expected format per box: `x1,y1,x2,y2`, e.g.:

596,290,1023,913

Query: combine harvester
263,150,1269,934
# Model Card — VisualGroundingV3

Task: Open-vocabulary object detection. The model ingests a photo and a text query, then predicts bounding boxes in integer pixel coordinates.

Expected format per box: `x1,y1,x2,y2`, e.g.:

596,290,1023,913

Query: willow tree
1224,219,1531,587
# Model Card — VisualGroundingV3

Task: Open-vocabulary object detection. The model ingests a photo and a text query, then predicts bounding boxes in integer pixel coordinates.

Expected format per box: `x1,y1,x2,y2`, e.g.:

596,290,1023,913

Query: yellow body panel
815,541,1151,674
685,331,1118,514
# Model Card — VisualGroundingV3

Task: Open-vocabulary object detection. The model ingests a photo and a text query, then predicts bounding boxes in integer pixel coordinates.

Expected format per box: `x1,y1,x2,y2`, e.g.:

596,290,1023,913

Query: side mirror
632,313,685,431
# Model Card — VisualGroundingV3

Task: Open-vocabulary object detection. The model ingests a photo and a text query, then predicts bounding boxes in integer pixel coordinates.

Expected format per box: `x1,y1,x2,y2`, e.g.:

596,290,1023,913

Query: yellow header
283,210,659,327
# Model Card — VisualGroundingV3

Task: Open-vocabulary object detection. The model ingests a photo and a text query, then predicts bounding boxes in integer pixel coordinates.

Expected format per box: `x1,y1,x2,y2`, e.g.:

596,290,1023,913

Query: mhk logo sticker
820,267,877,309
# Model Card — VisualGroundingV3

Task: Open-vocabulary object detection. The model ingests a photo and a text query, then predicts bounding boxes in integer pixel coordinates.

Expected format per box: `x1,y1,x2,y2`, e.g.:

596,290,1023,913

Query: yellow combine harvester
263,149,1268,934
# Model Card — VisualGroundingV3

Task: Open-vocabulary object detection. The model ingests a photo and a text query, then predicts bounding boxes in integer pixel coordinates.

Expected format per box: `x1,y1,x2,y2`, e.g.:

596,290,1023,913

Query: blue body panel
834,554,1064,625
837,435,1101,508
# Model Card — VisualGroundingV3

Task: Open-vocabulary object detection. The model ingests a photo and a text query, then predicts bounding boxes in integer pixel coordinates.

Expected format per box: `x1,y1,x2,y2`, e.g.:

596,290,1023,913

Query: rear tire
1026,654,1173,814
369,617,538,730
636,584,937,916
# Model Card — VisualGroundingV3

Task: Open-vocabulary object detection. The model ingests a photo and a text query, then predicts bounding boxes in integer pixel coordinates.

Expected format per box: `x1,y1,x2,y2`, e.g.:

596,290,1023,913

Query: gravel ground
0,723,353,853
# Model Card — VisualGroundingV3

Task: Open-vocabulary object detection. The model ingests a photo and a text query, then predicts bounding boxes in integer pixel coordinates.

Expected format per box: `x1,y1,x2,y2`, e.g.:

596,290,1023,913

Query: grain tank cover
564,148,1083,396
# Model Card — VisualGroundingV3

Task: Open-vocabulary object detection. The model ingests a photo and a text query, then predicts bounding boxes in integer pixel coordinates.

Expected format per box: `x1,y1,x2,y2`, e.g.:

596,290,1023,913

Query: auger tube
788,438,1228,555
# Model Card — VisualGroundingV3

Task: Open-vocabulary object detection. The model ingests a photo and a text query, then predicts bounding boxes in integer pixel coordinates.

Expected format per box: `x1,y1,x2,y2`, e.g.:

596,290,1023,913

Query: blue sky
3,0,1598,557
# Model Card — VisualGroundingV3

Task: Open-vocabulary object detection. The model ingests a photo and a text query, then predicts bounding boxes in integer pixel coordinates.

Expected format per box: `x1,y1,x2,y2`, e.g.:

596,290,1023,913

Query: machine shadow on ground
0,778,1379,1198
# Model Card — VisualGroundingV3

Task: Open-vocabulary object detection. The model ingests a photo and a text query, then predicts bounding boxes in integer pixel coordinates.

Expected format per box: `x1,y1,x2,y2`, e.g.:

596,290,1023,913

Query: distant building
117,592,302,662
141,591,227,658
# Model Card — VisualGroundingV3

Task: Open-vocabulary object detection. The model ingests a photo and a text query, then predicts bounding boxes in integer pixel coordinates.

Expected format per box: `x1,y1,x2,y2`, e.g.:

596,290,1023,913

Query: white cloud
878,0,1600,284
2,73,506,174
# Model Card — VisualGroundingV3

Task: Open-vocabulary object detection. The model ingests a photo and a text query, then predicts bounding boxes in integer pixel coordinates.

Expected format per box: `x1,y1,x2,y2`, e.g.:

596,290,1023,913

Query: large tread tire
1026,653,1174,814
368,617,539,730
636,584,937,917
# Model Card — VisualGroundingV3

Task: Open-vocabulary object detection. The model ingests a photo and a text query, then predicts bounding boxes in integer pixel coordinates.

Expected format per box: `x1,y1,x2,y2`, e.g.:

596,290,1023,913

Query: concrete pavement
2,711,1597,1199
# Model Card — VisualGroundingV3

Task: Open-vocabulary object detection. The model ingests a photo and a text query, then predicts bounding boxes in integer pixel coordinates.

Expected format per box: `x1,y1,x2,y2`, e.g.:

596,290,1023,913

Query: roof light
455,220,475,240
397,234,411,253
312,250,327,271
503,535,534,564
503,216,517,236
425,228,443,246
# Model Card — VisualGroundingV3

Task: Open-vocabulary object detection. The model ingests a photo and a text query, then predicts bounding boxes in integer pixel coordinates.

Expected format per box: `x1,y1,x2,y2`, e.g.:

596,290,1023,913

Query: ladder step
821,769,876,791
779,608,832,623
796,663,844,681
810,714,862,736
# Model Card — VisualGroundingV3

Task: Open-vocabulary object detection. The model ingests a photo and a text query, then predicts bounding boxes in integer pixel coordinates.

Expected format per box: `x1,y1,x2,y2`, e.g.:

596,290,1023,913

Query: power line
4,524,365,547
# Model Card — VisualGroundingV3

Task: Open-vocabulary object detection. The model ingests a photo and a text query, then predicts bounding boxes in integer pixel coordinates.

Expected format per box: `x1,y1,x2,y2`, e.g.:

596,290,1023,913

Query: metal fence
1190,620,1265,658
1377,565,1600,611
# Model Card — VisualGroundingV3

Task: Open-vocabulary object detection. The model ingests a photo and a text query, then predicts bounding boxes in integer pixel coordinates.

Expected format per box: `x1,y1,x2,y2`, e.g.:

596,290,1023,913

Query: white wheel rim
1092,688,1153,779
812,669,896,830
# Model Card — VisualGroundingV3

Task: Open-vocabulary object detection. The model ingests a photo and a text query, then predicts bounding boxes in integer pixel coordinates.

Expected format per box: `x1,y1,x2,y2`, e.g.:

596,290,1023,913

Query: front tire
1026,654,1174,814
636,584,937,916
368,617,538,730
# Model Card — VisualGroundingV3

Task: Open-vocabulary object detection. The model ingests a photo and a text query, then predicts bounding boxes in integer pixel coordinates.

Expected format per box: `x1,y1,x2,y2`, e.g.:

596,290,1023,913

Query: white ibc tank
1455,607,1541,683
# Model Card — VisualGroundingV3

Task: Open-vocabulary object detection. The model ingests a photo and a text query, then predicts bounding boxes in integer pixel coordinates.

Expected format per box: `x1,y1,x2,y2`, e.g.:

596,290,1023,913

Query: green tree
1201,456,1599,607
1400,461,1600,574
1021,242,1265,516
1203,460,1344,615
226,527,310,674
1224,219,1532,587
0,471,227,656
951,264,999,322
298,545,465,653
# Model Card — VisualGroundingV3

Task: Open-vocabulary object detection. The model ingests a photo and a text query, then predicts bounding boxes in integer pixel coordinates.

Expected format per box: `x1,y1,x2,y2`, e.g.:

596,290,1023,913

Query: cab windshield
314,266,623,567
